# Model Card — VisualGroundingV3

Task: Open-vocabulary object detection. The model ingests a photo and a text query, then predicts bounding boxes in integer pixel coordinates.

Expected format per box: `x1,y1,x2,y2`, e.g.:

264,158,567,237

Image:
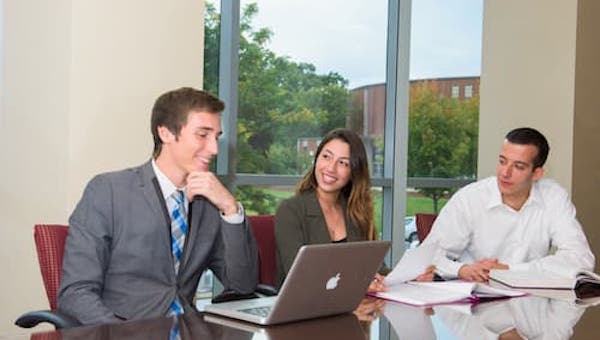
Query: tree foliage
407,83,479,212
204,2,479,215
204,2,351,214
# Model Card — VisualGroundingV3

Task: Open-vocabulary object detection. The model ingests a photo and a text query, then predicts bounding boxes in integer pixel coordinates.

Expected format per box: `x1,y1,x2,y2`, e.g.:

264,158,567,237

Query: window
213,0,392,219
203,0,483,289
202,0,407,304
406,0,483,248
465,85,473,98
234,0,388,176
451,85,460,98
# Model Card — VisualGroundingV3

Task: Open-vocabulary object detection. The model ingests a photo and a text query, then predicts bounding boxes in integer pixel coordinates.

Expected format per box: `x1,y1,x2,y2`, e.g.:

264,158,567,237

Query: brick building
298,76,480,176
350,76,480,138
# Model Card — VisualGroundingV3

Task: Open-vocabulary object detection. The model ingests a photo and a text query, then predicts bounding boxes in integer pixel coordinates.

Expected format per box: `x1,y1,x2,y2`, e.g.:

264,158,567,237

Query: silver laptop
204,240,391,325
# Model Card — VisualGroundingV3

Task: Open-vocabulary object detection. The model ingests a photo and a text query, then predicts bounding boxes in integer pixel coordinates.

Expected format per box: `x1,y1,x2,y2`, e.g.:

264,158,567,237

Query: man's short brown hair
151,87,225,157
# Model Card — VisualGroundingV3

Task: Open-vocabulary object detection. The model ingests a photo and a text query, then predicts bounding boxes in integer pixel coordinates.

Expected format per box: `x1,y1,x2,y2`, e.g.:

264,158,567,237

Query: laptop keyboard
239,306,271,317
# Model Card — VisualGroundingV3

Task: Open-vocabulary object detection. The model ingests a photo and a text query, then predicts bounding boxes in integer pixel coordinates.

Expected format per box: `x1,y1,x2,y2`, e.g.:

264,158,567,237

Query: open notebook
371,280,526,307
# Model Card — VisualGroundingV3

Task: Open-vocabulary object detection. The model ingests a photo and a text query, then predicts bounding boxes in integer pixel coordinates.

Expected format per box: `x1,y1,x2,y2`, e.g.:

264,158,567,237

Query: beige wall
572,0,600,271
479,0,578,189
0,0,204,334
480,0,599,271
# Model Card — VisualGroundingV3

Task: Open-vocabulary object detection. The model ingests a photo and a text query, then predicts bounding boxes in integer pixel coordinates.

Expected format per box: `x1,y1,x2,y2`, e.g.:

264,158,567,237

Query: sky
245,0,484,89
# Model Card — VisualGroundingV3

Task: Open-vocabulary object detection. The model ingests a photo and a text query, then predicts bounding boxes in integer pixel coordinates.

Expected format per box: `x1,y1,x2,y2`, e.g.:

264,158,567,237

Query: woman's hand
354,296,386,322
367,273,386,293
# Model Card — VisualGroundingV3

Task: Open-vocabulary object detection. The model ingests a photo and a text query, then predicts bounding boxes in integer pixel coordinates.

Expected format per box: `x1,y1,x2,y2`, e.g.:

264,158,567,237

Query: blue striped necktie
167,190,187,315
169,315,181,340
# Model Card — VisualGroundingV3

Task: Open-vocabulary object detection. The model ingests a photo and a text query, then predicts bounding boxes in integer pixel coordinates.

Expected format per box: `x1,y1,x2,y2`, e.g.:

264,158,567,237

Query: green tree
203,2,220,96
407,83,478,212
204,2,351,214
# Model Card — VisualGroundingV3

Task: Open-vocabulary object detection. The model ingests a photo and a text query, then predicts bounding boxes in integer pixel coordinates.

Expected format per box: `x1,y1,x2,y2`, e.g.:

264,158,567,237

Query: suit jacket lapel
180,197,206,271
140,161,171,227
303,192,331,242
303,191,360,242
139,161,176,274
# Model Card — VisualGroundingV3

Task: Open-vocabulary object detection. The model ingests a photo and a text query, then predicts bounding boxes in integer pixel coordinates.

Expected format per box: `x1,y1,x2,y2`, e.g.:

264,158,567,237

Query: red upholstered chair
15,224,79,329
211,214,278,303
34,225,68,311
415,213,438,242
248,215,278,295
24,220,278,314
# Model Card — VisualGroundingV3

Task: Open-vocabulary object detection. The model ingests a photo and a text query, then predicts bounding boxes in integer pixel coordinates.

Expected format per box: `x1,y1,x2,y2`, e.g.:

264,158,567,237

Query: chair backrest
248,215,276,286
33,219,277,307
34,224,69,310
415,213,437,242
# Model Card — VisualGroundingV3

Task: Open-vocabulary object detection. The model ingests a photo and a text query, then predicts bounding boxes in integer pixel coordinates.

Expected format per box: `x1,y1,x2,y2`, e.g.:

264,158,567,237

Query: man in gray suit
58,87,258,325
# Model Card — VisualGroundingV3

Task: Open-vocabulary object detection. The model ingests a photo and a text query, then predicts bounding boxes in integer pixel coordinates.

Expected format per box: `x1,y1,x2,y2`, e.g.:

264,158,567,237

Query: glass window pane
203,0,221,95
198,0,222,303
237,185,294,216
239,184,384,237
236,0,389,177
406,0,483,245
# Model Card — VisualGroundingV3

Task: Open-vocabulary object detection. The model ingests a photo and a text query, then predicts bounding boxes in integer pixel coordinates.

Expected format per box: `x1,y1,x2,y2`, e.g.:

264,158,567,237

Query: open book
488,284,600,307
371,280,525,307
490,269,600,299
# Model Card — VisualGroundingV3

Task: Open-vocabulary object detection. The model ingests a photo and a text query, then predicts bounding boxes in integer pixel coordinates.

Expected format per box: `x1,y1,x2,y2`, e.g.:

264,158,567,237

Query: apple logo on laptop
326,273,341,290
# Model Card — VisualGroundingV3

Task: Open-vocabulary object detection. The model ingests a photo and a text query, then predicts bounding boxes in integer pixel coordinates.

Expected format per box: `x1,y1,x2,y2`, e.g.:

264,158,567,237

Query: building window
465,85,473,98
451,85,460,98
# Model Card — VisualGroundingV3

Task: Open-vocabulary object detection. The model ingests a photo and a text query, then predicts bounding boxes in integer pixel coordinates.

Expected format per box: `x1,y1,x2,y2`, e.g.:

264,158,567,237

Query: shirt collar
151,159,182,201
486,176,545,210
486,177,504,209
524,180,545,208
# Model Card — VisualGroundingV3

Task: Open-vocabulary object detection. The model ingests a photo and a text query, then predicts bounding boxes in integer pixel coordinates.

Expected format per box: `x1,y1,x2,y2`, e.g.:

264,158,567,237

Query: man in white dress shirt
422,127,594,281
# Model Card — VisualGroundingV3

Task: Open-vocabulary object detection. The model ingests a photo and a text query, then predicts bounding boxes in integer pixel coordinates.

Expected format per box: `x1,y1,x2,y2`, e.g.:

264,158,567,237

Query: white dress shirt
151,160,244,224
422,177,595,278
434,295,585,340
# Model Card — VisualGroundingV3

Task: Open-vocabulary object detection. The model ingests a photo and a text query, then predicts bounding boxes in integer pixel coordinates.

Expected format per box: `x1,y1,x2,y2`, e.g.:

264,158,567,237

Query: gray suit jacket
58,161,258,325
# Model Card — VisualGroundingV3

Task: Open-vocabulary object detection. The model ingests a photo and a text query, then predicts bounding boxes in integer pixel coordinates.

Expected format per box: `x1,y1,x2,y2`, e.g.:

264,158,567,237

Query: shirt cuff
435,257,464,279
220,202,245,224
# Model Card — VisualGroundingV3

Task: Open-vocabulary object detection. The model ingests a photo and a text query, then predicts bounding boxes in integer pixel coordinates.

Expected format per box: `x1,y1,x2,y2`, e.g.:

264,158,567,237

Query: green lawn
255,187,447,224
268,189,295,200
372,192,447,235
405,194,448,215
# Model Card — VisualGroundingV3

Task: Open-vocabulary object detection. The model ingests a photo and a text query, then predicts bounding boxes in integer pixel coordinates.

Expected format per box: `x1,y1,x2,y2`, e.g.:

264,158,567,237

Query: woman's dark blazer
274,190,367,287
